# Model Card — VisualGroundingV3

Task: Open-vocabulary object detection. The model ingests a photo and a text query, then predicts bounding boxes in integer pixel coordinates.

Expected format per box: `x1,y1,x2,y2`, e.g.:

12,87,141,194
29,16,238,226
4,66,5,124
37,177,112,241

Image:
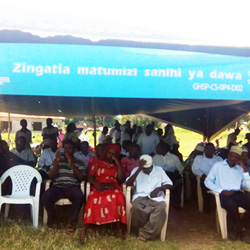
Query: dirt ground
166,199,245,250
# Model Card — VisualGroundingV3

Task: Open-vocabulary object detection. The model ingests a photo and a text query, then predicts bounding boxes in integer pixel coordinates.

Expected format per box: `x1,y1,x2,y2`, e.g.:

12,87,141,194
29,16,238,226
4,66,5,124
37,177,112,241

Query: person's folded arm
204,165,223,193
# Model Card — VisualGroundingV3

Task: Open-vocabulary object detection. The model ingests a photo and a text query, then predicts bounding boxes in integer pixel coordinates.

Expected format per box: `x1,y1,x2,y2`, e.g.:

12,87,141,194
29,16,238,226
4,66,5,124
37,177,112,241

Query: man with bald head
205,146,250,243
126,155,172,241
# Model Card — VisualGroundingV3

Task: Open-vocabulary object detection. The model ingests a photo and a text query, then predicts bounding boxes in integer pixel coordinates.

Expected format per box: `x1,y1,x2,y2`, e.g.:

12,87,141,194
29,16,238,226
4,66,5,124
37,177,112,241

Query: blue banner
0,43,250,100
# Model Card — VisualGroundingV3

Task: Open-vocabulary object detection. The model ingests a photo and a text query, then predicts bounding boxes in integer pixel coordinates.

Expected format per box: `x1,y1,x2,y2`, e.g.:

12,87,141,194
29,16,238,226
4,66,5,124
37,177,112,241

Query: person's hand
93,182,104,192
56,151,61,162
112,156,119,164
65,153,73,165
236,160,247,172
201,174,207,181
221,190,233,196
139,159,147,170
150,187,160,198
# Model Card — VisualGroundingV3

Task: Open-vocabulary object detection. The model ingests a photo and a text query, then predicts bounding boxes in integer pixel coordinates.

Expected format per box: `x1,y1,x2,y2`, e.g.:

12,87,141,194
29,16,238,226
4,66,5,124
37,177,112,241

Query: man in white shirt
120,125,131,145
109,120,119,139
112,124,122,144
126,155,172,241
42,118,59,149
98,126,108,144
205,146,250,242
153,142,184,209
241,147,250,174
80,130,89,142
15,119,32,148
38,138,59,180
137,124,159,156
73,141,94,168
192,143,223,213
11,136,36,167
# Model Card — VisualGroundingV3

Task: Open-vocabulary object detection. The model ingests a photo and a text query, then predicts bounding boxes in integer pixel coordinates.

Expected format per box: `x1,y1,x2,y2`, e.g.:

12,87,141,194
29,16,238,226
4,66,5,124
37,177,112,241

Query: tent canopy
1,28,250,140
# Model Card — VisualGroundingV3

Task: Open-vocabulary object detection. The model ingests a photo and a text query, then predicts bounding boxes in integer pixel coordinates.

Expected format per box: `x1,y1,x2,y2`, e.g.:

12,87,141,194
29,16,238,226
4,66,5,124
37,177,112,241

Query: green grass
175,127,247,159
1,206,250,250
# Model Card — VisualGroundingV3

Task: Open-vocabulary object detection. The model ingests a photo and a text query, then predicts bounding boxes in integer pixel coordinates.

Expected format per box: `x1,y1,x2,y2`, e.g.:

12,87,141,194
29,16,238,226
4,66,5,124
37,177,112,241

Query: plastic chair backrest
1,165,42,197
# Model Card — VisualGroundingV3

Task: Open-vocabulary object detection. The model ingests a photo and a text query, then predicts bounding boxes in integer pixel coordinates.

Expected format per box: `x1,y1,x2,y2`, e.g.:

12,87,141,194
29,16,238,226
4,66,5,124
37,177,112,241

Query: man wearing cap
243,133,250,154
241,147,250,174
126,154,173,241
192,143,223,213
205,146,250,242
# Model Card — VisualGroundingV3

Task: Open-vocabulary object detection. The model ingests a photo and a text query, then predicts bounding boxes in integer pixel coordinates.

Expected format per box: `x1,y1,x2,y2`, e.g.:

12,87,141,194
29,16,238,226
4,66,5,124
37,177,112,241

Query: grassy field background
2,127,247,159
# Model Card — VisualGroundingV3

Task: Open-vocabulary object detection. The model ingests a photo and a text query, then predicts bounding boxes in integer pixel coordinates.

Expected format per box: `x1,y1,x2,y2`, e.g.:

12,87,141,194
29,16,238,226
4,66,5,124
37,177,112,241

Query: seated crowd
1,118,250,244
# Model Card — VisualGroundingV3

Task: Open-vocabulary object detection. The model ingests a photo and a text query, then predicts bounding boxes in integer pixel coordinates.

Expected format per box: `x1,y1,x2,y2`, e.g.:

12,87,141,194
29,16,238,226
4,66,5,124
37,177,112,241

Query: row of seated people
1,135,250,243
0,131,184,209
191,143,250,242
0,137,175,242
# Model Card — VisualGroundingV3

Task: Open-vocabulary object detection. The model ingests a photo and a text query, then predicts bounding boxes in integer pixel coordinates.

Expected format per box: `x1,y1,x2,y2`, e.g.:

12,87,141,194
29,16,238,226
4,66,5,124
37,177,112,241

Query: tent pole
206,108,210,142
235,121,238,129
103,116,106,126
8,113,11,141
92,98,96,148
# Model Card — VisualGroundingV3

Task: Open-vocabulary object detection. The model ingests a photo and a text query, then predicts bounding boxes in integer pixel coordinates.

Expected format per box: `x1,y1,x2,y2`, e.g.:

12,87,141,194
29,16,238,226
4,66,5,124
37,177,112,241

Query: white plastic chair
0,165,42,229
126,186,170,241
43,180,85,226
196,176,203,212
208,190,246,239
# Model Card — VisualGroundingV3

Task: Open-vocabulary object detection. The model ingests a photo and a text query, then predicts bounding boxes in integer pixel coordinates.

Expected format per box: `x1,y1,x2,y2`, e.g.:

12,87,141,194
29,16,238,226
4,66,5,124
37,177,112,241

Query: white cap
195,143,205,152
140,155,153,168
242,147,248,153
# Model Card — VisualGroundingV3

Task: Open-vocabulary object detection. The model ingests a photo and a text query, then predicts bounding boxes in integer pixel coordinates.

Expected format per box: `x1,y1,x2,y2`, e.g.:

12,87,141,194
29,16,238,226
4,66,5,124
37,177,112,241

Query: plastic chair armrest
0,171,10,185
80,181,85,193
243,188,250,192
34,180,42,199
45,180,52,191
126,186,132,202
122,183,126,196
207,190,219,196
86,182,91,200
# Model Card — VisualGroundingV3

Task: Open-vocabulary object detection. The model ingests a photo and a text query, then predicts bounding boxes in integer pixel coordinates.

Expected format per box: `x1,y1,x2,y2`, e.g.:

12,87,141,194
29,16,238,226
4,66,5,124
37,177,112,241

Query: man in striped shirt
42,140,85,232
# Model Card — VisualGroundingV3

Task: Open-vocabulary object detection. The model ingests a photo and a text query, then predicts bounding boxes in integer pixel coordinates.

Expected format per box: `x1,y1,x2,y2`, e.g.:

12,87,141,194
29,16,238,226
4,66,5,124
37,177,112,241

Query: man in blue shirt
205,146,250,243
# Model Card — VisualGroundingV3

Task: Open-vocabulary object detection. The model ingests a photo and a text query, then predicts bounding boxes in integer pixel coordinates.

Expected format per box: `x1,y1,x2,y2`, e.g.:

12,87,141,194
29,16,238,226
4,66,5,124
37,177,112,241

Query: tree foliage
63,115,163,129
117,115,163,128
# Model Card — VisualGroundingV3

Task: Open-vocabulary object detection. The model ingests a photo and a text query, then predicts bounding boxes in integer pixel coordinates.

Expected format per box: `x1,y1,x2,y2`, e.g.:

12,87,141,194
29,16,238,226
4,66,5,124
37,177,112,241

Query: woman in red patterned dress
80,144,127,243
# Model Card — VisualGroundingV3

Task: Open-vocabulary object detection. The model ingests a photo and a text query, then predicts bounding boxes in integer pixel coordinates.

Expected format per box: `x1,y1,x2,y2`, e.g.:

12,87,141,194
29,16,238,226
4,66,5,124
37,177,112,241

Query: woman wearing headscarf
80,144,127,243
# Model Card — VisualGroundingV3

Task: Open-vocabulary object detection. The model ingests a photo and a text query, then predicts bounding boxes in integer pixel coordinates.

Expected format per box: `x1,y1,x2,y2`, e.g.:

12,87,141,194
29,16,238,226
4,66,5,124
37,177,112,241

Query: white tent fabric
1,0,250,47
1,1,250,139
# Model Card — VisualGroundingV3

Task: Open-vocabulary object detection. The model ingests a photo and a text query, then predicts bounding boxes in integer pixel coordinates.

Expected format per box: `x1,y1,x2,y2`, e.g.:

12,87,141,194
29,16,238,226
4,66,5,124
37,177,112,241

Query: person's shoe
48,223,58,232
138,235,147,242
240,231,250,244
79,235,87,245
66,223,76,234
228,231,239,241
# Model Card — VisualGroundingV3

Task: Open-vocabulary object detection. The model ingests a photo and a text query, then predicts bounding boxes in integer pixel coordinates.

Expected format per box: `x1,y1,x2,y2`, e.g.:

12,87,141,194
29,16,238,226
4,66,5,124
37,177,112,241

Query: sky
0,0,250,46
